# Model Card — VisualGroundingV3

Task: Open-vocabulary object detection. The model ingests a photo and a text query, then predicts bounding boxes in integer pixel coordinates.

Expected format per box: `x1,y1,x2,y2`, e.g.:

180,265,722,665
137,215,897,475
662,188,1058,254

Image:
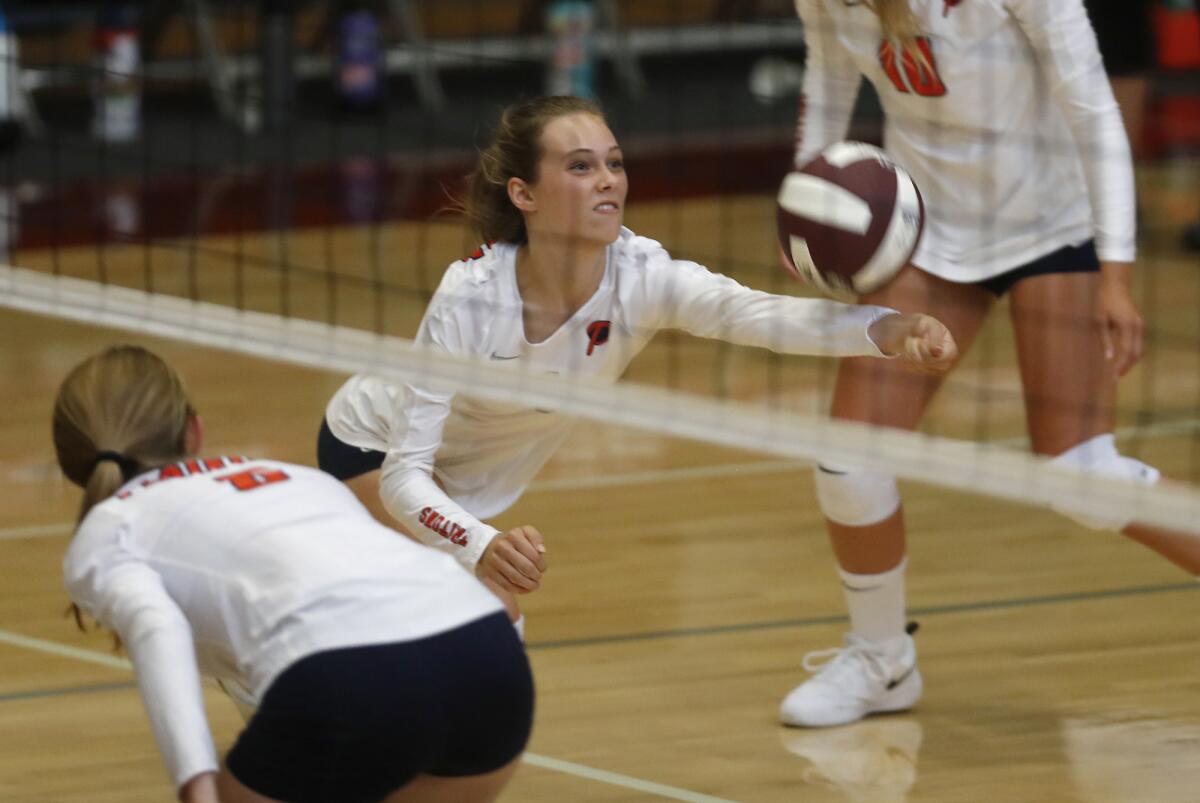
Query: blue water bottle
546,0,596,99
338,6,383,109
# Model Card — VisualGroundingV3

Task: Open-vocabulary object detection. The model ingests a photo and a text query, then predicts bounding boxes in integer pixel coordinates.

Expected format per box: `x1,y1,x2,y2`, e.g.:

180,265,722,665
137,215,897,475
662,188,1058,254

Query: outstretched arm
66,548,218,797
648,256,955,372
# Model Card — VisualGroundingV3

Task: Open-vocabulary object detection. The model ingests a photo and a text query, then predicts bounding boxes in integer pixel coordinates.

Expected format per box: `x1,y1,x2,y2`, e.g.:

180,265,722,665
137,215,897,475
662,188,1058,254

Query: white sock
513,614,525,642
839,557,907,644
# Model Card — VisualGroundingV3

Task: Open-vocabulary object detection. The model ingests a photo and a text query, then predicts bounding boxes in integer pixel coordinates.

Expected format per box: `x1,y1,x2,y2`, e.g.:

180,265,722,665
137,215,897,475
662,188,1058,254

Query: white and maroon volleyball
777,141,924,297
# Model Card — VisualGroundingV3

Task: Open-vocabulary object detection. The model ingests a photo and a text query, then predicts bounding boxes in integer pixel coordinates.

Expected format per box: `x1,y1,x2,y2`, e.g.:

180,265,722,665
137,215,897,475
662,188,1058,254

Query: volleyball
777,141,924,297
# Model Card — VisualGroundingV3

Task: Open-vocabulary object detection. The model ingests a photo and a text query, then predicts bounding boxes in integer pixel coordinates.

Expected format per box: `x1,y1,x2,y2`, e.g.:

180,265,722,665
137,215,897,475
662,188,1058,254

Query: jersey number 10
217,467,290,492
878,37,946,97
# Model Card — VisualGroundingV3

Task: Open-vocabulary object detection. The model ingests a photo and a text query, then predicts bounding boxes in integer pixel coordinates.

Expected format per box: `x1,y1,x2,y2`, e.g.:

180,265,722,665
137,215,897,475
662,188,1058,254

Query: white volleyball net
3,263,1197,534
1,1,1198,529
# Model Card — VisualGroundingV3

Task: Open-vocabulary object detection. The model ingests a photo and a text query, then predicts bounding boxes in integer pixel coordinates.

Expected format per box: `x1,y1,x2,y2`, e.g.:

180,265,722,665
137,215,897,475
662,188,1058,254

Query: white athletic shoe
780,624,922,728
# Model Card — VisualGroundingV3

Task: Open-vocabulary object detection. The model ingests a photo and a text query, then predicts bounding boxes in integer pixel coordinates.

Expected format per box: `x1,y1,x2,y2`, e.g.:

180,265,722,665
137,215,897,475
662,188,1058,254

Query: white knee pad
1047,433,1160,531
814,462,901,527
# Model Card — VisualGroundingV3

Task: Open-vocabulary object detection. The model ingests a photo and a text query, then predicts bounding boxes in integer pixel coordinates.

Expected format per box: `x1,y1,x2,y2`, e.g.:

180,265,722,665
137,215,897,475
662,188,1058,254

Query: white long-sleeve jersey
794,0,1135,280
326,227,895,569
63,457,502,792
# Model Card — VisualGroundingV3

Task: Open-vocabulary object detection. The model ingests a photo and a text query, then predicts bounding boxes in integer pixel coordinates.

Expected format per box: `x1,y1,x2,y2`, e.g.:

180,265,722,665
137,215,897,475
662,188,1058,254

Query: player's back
65,457,502,696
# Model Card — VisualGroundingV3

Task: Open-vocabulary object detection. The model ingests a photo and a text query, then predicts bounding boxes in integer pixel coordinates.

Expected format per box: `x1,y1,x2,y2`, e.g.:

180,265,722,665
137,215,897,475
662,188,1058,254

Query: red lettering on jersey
418,507,469,546
586,320,611,356
216,467,290,492
943,0,962,17
879,37,947,97
127,456,254,493
905,39,946,96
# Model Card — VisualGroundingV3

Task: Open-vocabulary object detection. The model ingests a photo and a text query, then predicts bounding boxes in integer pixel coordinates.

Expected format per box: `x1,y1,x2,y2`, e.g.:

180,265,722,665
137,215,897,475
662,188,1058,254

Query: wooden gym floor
1,162,1199,802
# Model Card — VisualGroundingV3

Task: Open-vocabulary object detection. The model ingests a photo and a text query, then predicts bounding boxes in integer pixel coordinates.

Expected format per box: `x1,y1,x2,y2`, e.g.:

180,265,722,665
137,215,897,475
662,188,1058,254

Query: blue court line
526,580,1200,651
2,581,1195,704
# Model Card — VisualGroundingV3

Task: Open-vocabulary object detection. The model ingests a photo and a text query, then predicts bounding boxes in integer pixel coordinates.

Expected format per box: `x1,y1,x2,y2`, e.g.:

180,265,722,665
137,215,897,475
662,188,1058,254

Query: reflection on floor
781,717,923,803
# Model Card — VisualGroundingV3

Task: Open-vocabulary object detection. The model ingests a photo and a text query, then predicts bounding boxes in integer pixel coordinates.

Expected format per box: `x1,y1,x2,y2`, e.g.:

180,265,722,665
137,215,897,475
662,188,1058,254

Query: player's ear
508,177,536,213
185,413,204,455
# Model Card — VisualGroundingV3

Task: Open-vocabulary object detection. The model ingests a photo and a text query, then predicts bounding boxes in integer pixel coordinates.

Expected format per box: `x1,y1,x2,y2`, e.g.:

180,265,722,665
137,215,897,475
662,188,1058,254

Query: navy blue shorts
973,240,1100,297
225,612,533,803
318,417,385,481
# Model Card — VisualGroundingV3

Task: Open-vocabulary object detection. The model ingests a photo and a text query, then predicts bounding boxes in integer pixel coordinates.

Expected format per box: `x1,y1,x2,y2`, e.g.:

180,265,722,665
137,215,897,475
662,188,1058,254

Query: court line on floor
0,628,131,670
520,755,737,803
4,417,1196,541
0,680,137,703
4,581,1197,798
6,581,1197,681
0,628,739,803
526,581,1200,651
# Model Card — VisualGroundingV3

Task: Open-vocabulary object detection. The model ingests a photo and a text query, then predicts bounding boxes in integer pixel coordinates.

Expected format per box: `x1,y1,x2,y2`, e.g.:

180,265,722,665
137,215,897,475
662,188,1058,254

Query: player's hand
869,313,957,373
178,771,220,803
1098,262,1144,377
477,526,547,595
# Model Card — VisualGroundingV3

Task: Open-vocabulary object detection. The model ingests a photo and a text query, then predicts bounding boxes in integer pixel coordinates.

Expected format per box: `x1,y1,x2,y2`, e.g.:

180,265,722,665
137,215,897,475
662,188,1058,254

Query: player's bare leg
782,265,995,727
1011,272,1200,574
216,770,280,802
1121,523,1200,575
345,468,398,532
827,265,996,572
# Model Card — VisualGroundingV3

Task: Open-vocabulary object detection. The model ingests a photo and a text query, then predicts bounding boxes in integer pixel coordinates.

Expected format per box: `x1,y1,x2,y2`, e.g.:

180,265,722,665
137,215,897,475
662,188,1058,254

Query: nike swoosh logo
886,665,915,690
490,353,520,360
817,465,847,475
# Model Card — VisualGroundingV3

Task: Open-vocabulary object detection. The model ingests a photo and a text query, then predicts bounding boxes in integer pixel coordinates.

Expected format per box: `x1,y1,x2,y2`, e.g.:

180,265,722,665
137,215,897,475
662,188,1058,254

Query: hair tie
94,450,139,480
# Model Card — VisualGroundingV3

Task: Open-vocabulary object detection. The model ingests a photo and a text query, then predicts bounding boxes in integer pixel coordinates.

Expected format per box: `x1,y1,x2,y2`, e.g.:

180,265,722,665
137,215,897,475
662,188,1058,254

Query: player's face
529,113,627,246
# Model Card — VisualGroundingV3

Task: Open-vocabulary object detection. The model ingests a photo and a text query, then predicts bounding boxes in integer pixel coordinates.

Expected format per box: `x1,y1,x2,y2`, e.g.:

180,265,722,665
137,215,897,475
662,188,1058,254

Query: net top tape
2,264,1196,534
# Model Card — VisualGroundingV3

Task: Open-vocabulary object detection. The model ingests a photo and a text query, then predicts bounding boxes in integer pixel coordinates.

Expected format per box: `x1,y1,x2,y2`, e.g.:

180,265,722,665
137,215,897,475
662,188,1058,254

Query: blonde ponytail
52,345,195,641
867,0,935,75
53,345,193,523
870,0,921,45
